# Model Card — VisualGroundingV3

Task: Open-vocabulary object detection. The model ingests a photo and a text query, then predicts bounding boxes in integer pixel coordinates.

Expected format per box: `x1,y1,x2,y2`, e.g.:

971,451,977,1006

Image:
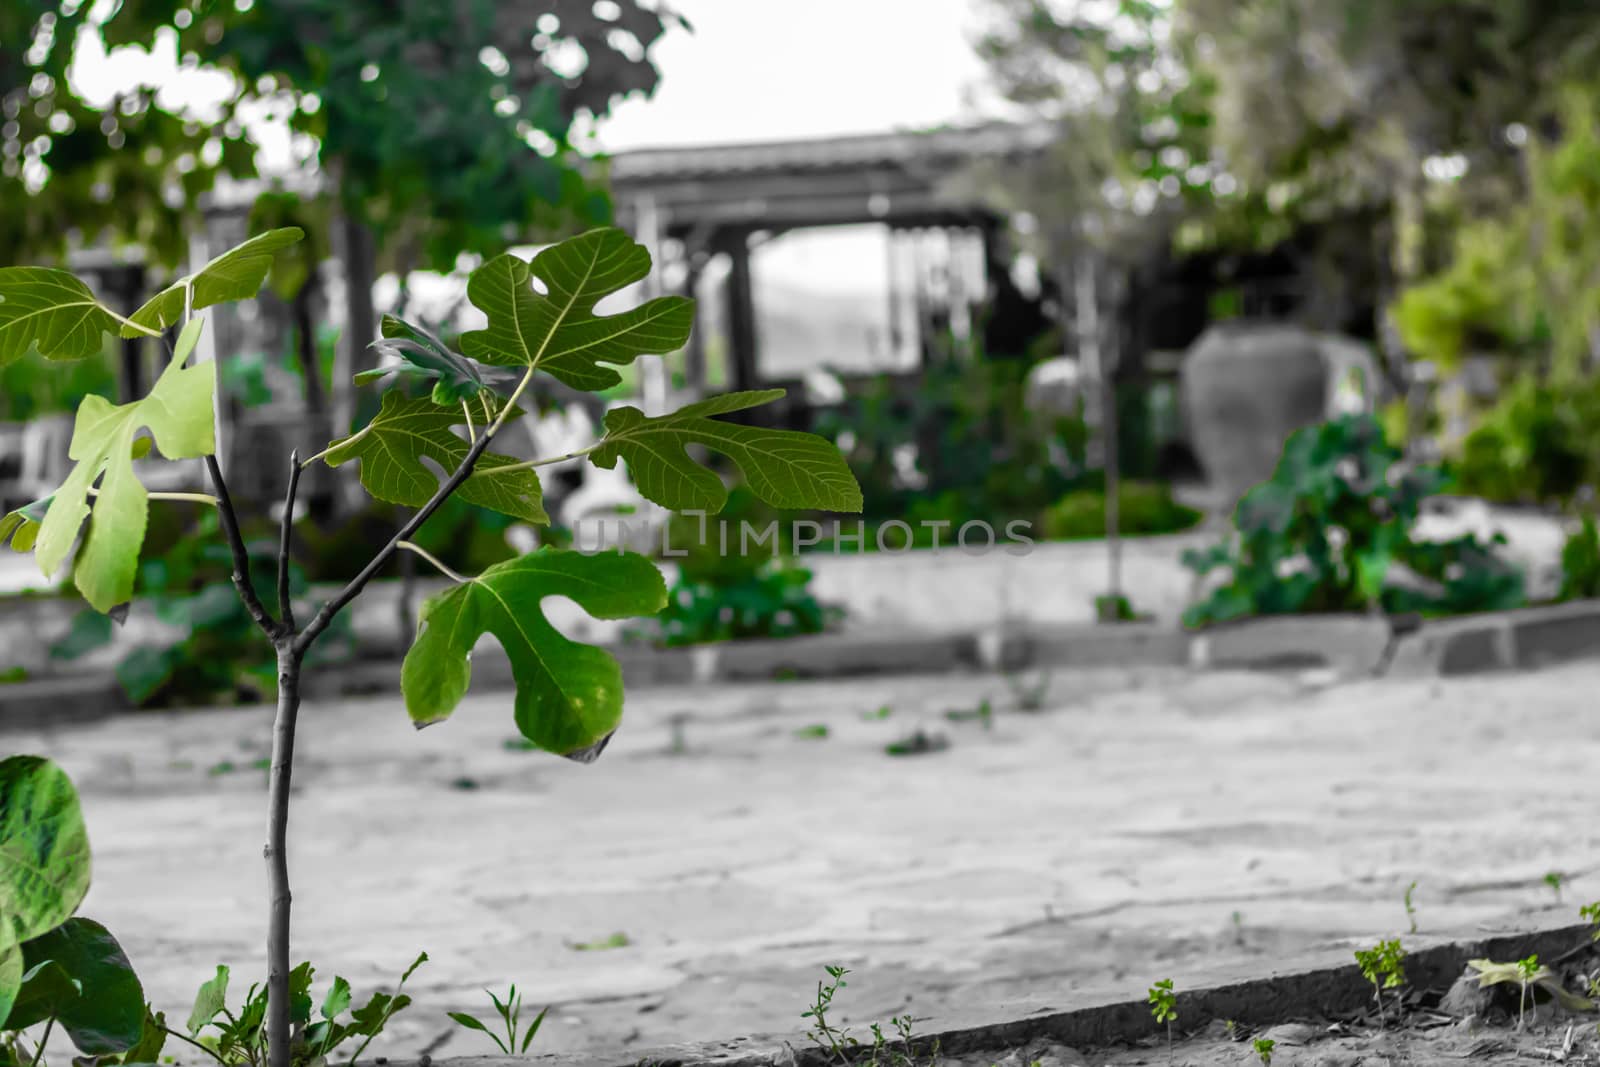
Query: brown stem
293,431,495,657
205,454,279,638
277,451,302,632
265,644,303,1067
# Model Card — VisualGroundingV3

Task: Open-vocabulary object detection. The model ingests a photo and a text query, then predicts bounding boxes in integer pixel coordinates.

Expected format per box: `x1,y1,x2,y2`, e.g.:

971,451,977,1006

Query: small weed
0,666,28,684
1404,880,1418,934
668,712,690,754
1582,901,1600,940
884,730,950,757
801,965,854,1064
1517,954,1540,1030
206,757,271,777
183,951,426,1067
795,724,830,740
799,966,936,1067
1222,1019,1238,1041
1230,911,1244,946
1147,978,1176,1064
448,984,549,1055
862,704,893,720
569,932,629,951
450,776,480,791
943,698,993,729
1354,939,1406,1026
1545,871,1565,903
1253,1037,1275,1065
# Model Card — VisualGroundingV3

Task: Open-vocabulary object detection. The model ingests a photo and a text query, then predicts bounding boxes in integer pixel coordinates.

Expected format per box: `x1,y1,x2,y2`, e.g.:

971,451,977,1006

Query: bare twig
205,454,279,639
277,450,302,632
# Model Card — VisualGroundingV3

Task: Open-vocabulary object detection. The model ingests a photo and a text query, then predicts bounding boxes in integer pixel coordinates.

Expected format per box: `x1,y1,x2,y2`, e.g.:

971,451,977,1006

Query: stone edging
395,923,1593,1067
6,601,1600,727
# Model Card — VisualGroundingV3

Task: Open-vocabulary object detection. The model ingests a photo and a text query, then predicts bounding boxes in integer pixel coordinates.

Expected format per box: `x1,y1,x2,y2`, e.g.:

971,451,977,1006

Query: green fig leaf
589,389,863,512
400,549,667,752
0,268,139,366
125,228,306,335
34,318,216,613
321,391,547,524
460,228,693,391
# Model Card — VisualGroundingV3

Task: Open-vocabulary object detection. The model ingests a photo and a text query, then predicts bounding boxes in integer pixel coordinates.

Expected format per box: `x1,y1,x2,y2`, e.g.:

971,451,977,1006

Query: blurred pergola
607,121,1056,398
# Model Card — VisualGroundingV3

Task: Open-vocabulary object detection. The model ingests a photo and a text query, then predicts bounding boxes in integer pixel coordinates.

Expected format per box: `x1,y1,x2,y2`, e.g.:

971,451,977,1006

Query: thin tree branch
205,454,279,639
293,367,537,656
292,430,496,656
277,450,302,632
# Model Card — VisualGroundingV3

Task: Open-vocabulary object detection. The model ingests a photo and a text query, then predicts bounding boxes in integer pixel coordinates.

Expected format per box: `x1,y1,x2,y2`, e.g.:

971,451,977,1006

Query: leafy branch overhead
320,391,548,524
401,550,667,754
35,319,217,614
591,390,865,513
461,227,694,391
125,228,307,334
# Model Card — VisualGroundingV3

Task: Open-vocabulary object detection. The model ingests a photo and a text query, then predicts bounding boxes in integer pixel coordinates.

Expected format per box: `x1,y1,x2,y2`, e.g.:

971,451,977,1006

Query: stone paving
4,662,1598,1060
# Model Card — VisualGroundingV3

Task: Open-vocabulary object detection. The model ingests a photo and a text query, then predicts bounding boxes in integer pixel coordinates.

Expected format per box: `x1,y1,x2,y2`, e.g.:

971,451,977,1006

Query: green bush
1041,481,1204,541
1183,414,1524,627
1450,374,1600,506
644,561,840,647
1559,514,1600,601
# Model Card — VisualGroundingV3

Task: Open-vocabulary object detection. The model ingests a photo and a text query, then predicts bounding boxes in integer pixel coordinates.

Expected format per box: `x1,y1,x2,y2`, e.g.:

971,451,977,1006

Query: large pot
1179,322,1377,513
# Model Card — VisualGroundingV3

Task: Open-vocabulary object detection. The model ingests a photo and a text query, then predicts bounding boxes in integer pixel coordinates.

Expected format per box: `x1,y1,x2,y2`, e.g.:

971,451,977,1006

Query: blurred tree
4,0,686,431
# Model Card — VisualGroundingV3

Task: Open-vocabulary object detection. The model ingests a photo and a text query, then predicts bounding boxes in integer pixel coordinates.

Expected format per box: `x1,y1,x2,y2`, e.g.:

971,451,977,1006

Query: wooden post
634,194,670,415
724,231,759,393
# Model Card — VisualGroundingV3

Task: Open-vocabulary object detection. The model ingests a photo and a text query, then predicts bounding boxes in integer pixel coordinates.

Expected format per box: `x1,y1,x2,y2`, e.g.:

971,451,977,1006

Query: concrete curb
400,923,1594,1067
1388,599,1600,677
9,599,1600,724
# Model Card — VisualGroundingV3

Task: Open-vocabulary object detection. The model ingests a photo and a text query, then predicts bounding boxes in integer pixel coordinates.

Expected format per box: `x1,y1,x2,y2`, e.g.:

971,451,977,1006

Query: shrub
648,560,840,646
1183,414,1523,627
1040,481,1203,541
1559,513,1600,601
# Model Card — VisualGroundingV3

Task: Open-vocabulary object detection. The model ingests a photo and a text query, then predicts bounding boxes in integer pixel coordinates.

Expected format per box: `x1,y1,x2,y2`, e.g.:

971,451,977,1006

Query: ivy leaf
322,391,547,524
124,228,306,335
400,549,667,753
358,315,520,405
0,268,133,367
7,917,145,1053
35,318,216,613
0,755,91,945
589,389,863,513
460,228,693,391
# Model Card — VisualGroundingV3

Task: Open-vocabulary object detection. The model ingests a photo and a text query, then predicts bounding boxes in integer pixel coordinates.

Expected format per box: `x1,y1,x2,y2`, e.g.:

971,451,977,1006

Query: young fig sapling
0,226,863,1067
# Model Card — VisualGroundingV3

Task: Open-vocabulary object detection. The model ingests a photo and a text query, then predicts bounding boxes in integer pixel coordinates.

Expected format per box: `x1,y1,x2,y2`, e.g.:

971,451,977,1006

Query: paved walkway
6,663,1598,1060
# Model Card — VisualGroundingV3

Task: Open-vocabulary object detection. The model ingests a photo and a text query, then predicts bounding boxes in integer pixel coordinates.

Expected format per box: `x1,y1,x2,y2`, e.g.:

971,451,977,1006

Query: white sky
594,0,1001,151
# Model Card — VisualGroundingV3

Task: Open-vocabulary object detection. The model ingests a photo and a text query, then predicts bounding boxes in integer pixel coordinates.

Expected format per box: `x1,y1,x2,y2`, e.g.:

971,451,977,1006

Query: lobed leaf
590,390,863,513
400,549,667,753
0,755,91,944
322,391,547,523
460,228,693,391
34,319,216,613
125,228,306,334
0,268,130,367
8,917,146,1053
